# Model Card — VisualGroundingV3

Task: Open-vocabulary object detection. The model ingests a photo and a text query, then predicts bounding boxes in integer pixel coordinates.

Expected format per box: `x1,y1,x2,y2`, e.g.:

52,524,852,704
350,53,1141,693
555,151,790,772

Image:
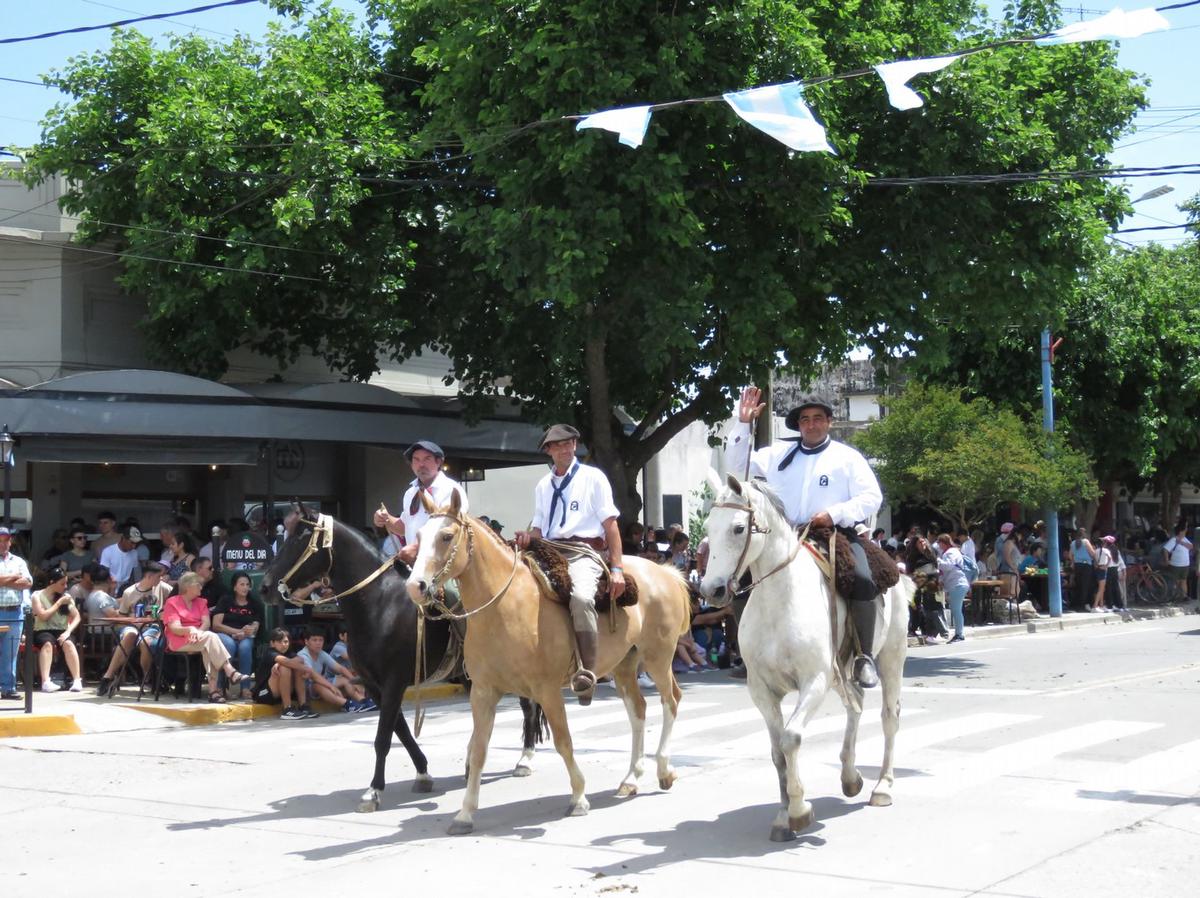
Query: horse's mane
748,479,789,523
327,517,387,562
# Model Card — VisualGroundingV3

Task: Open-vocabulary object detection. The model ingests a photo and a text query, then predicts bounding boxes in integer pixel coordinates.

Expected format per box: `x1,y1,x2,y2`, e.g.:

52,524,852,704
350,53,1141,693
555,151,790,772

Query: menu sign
221,531,271,570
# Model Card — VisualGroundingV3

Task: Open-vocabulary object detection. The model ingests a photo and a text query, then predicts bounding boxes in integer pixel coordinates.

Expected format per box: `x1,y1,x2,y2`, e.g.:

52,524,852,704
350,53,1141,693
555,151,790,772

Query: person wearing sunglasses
51,528,94,582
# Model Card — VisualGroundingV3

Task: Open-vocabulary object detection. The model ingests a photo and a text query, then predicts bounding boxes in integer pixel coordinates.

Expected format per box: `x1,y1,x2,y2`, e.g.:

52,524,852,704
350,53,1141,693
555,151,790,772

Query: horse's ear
726,473,743,496
421,489,437,514
293,498,307,516
449,488,462,515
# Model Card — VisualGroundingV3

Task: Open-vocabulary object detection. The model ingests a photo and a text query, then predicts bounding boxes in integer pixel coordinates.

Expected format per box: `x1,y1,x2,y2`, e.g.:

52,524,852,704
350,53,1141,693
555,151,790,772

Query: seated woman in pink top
161,572,247,703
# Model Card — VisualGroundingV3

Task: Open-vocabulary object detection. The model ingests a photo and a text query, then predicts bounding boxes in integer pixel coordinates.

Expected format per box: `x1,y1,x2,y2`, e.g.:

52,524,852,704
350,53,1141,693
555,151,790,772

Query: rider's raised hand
738,386,766,424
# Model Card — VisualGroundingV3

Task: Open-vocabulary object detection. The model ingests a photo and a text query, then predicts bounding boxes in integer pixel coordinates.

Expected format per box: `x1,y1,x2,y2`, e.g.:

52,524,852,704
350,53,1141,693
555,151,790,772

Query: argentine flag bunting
1035,6,1170,45
873,55,962,110
575,105,653,149
723,82,835,154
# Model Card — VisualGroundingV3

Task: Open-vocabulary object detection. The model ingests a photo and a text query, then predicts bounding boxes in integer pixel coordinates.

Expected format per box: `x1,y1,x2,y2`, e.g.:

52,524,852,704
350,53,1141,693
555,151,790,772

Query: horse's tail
520,697,550,747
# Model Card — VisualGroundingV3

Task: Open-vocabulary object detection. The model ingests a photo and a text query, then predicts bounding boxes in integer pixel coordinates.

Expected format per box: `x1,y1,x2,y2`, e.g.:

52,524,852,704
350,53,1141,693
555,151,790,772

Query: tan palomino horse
406,490,691,835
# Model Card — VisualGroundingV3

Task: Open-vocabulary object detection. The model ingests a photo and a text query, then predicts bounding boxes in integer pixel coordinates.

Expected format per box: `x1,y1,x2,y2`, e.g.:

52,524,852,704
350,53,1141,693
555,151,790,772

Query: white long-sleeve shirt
724,421,882,528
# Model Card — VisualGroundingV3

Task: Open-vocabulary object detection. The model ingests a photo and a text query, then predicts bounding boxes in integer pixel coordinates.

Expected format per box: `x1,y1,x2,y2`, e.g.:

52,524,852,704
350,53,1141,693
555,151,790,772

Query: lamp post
0,427,13,529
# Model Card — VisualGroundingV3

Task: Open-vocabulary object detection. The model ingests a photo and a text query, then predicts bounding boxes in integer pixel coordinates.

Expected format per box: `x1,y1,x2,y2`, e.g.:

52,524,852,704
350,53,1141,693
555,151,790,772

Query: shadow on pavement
1176,629,1200,637
582,796,872,875
164,773,497,832
1078,789,1200,807
290,787,671,861
903,655,989,678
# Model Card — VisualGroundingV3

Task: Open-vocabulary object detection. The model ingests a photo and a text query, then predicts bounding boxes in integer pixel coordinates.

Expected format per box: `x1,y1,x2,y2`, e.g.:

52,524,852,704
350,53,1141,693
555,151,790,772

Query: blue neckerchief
547,461,580,537
776,435,830,471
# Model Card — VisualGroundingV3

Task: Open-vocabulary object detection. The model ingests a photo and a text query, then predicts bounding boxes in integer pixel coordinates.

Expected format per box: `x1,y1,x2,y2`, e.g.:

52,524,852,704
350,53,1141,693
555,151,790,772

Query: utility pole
1041,330,1064,617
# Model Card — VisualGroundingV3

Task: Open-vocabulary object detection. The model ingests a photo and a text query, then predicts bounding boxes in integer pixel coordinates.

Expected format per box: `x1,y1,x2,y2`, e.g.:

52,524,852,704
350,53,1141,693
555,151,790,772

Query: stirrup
853,654,879,689
571,668,597,705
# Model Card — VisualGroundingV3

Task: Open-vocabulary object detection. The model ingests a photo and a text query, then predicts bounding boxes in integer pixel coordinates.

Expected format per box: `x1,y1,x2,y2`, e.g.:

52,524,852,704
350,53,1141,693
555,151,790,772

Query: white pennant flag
1035,6,1170,45
723,82,835,154
873,55,962,110
575,105,653,149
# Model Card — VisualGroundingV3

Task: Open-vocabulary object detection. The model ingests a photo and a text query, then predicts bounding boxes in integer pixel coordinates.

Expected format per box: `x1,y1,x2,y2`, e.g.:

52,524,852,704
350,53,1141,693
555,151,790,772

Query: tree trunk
1073,497,1099,534
1159,475,1182,529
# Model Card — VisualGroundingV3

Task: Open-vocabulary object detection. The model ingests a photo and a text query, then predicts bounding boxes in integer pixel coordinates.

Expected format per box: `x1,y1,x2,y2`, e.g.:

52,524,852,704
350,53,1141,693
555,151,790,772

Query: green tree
25,0,1144,519
854,383,1098,530
25,8,423,379
905,243,1200,526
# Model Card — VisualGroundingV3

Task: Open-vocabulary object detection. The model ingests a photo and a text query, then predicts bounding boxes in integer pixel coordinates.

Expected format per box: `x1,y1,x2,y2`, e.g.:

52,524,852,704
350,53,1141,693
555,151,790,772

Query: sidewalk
908,600,1195,648
0,681,465,738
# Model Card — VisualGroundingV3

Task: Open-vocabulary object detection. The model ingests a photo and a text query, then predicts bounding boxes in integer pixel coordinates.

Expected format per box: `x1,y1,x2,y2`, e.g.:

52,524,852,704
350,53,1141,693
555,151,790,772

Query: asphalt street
1,614,1197,897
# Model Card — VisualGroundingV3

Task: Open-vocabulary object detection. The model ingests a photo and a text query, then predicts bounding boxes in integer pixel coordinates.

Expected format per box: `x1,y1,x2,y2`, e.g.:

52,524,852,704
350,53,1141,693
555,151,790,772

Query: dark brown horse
261,506,546,812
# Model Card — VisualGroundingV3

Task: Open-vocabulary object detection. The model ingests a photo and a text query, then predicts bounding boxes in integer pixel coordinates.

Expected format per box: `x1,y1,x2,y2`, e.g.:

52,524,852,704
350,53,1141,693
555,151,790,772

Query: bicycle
1125,561,1168,605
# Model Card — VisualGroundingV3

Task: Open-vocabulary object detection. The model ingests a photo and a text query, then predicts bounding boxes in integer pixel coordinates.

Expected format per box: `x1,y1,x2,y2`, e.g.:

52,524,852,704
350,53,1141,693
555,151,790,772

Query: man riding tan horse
727,387,885,687
514,423,625,706
405,423,690,834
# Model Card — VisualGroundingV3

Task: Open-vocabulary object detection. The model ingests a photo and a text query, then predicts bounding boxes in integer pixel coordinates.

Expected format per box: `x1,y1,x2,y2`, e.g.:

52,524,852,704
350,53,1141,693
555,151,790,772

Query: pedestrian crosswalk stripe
905,719,1163,797
904,686,1040,696
851,712,1039,759
716,708,934,760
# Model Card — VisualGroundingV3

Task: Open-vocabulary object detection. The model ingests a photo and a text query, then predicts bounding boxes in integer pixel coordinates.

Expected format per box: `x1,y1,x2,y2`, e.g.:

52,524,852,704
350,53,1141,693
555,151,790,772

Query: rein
716,492,855,704
711,499,802,596
276,514,398,605
410,510,522,737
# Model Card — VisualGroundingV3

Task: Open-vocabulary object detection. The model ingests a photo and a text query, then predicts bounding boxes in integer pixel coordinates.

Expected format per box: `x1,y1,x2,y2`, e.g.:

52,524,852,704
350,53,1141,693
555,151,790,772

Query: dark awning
0,369,547,466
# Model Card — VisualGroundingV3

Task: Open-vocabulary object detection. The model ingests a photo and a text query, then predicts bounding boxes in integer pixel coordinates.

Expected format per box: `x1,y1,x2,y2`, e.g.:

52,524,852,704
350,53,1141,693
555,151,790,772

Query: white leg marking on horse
615,670,646,797
357,786,381,813
514,747,535,777
412,772,434,793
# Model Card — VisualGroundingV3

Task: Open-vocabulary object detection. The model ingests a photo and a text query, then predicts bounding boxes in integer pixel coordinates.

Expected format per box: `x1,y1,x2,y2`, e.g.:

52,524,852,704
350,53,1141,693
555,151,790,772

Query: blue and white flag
723,82,835,154
873,55,962,110
575,105,653,149
1035,6,1169,45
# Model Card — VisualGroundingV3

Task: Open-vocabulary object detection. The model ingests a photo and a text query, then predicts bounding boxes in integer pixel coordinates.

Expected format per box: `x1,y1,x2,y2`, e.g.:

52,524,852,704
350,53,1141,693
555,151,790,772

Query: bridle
712,489,803,596
415,510,521,622
274,513,397,604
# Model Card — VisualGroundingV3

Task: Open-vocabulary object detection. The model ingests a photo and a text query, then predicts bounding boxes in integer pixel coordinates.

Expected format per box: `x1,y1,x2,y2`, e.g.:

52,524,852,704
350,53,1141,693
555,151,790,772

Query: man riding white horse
515,424,626,706
726,387,884,688
374,440,468,566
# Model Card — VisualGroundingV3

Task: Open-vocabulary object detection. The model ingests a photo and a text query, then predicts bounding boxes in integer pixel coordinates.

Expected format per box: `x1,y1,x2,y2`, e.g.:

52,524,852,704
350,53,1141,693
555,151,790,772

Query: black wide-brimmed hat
404,440,444,460
784,395,835,430
539,423,580,450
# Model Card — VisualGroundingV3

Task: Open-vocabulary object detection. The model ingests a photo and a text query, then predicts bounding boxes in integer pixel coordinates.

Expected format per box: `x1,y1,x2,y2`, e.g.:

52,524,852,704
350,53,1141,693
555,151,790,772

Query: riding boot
571,629,599,706
850,598,880,689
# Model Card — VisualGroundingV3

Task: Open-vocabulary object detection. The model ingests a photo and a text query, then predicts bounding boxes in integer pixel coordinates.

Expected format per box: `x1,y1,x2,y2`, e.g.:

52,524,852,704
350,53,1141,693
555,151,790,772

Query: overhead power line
0,0,258,45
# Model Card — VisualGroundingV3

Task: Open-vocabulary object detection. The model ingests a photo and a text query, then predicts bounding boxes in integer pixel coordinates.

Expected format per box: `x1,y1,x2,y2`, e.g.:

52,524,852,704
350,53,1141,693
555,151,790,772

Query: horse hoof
616,783,638,798
658,772,677,791
842,774,864,797
512,765,532,778
788,810,815,831
412,774,434,793
447,819,474,835
868,792,893,808
769,825,796,843
566,801,589,817
356,799,380,813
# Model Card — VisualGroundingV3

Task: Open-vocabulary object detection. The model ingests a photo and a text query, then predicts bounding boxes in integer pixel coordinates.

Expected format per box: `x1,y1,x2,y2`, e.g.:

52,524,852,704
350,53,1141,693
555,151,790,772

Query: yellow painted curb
0,714,82,738
121,703,278,725
120,683,465,727
406,683,465,702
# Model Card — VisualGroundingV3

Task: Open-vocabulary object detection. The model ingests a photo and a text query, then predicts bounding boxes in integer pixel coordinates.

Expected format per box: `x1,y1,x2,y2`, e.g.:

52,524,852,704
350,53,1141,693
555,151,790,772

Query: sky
0,1,1195,246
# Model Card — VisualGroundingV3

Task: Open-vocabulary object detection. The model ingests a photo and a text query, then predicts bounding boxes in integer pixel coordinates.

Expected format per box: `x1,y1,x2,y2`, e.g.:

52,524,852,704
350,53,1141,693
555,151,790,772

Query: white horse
699,474,912,842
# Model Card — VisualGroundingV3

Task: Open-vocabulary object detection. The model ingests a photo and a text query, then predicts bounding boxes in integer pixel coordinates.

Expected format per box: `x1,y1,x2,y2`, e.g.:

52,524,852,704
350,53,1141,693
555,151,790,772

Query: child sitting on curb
253,628,317,720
